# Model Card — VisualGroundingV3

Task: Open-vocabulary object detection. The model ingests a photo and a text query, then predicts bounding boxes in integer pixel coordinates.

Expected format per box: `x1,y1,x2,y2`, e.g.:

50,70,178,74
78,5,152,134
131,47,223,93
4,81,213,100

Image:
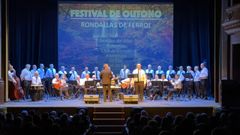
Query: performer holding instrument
8,64,24,100
52,73,69,99
164,74,183,100
30,71,44,101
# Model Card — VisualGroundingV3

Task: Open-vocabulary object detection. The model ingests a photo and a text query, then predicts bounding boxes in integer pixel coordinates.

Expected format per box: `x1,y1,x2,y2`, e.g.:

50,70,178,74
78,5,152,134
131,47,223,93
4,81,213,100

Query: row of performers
8,62,208,101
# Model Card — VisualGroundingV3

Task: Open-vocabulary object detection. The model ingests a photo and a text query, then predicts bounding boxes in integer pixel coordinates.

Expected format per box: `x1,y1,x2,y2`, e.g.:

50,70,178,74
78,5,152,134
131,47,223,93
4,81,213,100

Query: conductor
100,64,113,102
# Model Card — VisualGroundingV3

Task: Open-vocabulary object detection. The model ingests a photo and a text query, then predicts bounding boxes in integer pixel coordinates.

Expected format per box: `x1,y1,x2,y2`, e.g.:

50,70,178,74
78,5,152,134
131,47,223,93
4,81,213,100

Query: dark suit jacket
100,70,113,85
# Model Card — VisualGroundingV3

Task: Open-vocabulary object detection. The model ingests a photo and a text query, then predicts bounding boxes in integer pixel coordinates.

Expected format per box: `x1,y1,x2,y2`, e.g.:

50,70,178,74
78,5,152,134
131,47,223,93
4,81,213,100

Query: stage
0,97,221,116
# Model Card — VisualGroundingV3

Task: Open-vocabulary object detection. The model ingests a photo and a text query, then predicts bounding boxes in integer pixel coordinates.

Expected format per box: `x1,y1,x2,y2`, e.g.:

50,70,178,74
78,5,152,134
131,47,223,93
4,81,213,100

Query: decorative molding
222,4,240,35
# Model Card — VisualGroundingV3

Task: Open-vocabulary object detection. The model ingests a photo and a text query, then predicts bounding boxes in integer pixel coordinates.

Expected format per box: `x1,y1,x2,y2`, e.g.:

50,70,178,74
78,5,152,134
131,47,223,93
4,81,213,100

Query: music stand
151,81,162,87
161,81,171,87
68,80,77,86
128,74,138,78
94,80,101,84
85,81,96,88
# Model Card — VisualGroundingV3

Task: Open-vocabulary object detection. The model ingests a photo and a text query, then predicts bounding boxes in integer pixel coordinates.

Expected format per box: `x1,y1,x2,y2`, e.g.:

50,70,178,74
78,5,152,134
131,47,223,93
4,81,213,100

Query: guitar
53,79,61,90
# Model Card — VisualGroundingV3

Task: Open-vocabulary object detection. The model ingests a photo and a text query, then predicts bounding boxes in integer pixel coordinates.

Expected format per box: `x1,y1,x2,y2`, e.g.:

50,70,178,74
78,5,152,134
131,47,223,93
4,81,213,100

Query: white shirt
76,79,81,86
132,69,147,84
159,79,168,82
199,67,208,79
171,78,182,89
20,68,32,81
61,79,68,87
82,78,93,86
8,70,16,83
52,78,61,84
31,76,42,85
194,70,201,82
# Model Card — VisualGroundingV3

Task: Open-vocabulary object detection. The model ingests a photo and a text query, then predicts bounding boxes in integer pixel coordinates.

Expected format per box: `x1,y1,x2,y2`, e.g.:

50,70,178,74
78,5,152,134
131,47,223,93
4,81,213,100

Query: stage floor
0,97,220,108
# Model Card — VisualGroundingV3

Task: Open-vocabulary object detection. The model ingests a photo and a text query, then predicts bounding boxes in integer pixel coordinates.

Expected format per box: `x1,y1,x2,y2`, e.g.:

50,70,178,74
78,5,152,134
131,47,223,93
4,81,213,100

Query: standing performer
199,62,208,99
145,64,154,79
45,64,56,96
58,66,67,78
119,65,130,80
37,63,45,80
132,64,147,101
81,67,91,78
20,64,32,99
194,66,201,98
185,66,194,99
100,64,113,102
92,67,101,80
166,65,176,80
30,65,37,77
155,65,164,76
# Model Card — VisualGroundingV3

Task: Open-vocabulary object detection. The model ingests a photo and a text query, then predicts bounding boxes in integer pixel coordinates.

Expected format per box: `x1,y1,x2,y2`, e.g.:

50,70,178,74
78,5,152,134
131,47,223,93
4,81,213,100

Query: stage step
93,118,125,125
93,111,125,118
92,108,125,135
93,132,123,135
94,125,125,132
93,107,124,112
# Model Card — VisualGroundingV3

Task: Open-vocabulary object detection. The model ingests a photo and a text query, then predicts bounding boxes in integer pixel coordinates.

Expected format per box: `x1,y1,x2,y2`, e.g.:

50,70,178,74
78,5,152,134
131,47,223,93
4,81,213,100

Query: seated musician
31,71,42,85
120,77,133,94
71,75,83,98
152,74,168,100
76,75,82,87
149,74,168,100
60,74,70,98
52,73,69,99
164,74,183,100
146,76,153,98
82,74,95,94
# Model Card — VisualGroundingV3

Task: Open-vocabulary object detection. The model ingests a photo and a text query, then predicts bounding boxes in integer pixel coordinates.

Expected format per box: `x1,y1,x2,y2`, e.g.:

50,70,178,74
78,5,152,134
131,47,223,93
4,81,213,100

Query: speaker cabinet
84,95,99,104
123,95,139,104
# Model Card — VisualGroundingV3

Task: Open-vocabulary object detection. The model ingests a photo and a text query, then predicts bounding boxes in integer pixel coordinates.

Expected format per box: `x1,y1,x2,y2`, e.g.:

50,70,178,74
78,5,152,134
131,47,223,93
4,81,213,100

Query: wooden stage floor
1,97,220,108
0,96,221,116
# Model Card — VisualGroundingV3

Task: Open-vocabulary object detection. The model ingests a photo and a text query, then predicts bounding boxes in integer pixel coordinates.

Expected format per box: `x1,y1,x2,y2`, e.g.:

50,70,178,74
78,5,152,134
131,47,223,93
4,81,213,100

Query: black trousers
23,80,31,98
200,79,208,98
45,78,53,96
185,81,194,98
194,81,201,97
